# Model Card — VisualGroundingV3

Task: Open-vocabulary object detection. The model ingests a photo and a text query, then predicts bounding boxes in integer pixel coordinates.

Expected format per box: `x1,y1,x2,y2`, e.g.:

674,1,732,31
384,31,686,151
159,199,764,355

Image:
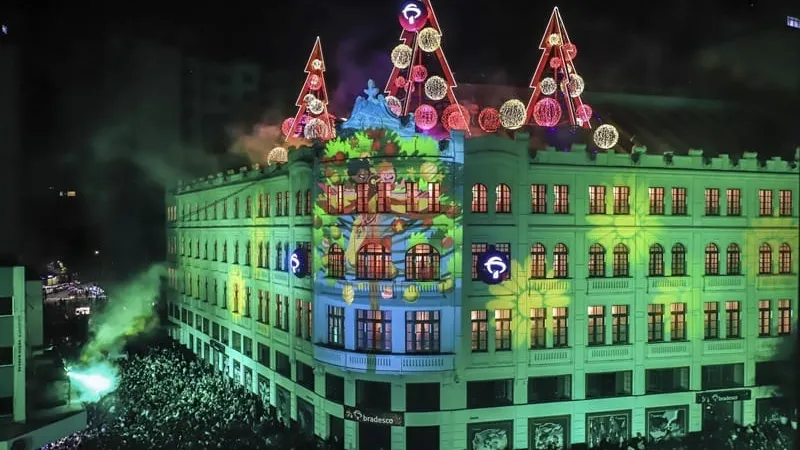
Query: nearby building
0,266,86,450
165,91,798,449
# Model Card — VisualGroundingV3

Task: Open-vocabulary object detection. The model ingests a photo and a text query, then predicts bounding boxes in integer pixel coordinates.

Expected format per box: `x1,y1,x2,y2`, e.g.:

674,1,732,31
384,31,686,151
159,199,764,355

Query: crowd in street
41,343,336,450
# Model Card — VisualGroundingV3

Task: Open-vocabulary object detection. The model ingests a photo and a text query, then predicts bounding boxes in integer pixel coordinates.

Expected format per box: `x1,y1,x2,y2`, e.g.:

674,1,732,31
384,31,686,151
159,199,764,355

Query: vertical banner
13,266,26,422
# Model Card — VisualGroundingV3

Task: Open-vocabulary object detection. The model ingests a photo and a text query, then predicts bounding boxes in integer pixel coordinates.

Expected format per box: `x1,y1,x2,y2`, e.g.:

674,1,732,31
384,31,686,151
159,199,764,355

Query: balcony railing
703,275,745,292
703,339,745,355
647,277,690,293
529,347,572,366
528,278,574,295
316,279,448,301
646,341,691,359
314,345,454,373
756,275,797,291
586,278,632,295
586,345,633,362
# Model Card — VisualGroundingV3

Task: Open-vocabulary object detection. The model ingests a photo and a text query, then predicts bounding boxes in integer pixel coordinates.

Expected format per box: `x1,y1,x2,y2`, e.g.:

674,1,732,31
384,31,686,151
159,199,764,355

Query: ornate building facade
165,94,798,450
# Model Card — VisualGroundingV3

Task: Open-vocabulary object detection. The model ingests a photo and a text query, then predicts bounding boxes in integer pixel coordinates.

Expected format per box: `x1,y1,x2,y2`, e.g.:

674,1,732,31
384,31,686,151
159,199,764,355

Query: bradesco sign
695,389,752,404
344,406,404,427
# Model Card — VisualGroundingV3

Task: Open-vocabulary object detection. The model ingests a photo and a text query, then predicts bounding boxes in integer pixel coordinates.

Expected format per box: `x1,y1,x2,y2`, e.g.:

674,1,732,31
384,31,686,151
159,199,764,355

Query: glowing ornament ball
499,99,526,130
548,33,562,46
576,104,593,123
562,74,585,98
303,93,316,104
424,76,448,101
391,44,413,69
281,118,295,136
307,74,321,90
398,0,428,32
311,59,324,71
394,76,408,89
478,107,501,133
411,64,428,83
442,103,470,131
550,57,562,69
417,27,441,53
533,97,562,127
308,98,324,115
539,77,557,96
304,117,330,140
385,96,403,116
563,43,578,60
414,104,438,131
593,124,619,150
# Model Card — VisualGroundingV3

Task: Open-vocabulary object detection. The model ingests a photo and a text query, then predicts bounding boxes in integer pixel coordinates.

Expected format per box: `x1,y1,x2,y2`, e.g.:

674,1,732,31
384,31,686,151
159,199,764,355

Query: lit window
470,310,488,352
726,189,740,216
587,306,605,345
759,190,773,216
552,307,568,347
471,243,488,280
589,186,606,214
356,309,392,352
705,188,719,216
649,187,664,215
613,186,630,215
649,244,664,276
726,243,741,275
531,184,546,213
759,243,772,275
494,309,512,351
647,304,664,342
328,245,345,278
725,301,740,338
495,184,511,213
553,244,568,278
670,303,686,341
704,302,718,339
611,305,629,344
612,244,629,277
406,182,419,213
356,184,371,213
779,190,792,217
327,306,344,347
428,182,441,213
778,243,792,274
777,300,792,335
328,185,343,214
356,244,391,280
705,243,719,275
494,243,511,280
405,244,440,281
471,184,487,213
671,187,687,215
530,243,546,279
377,183,392,213
530,308,546,348
588,244,605,278
553,185,569,214
406,311,440,353
758,300,771,337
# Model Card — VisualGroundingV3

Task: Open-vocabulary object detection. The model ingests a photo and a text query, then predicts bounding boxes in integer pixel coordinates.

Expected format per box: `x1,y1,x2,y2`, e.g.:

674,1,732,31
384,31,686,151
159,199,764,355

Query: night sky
5,0,799,277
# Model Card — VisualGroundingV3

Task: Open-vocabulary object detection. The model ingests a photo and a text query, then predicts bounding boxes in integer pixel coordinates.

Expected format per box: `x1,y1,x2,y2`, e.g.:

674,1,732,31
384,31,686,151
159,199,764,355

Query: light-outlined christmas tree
384,0,470,135
283,36,336,142
525,7,593,130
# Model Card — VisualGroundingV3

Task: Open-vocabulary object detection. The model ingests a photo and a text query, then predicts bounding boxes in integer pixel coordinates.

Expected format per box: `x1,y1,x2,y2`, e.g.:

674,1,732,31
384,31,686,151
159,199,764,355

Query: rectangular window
275,194,282,216
649,187,664,215
758,300,771,337
528,375,571,403
725,301,741,338
552,307,568,347
495,309,512,351
295,299,303,337
611,305,629,344
778,299,792,335
495,243,511,280
589,185,606,214
327,185,344,214
471,243,488,280
726,189,741,216
587,305,605,345
377,183,392,213
530,308,546,349
779,190,792,216
406,383,440,412
279,295,289,331
405,310,440,353
704,302,718,339
263,194,271,217
356,183,370,213
327,306,345,347
257,343,270,368
670,303,686,340
705,188,720,215
701,363,744,390
406,182,419,213
759,189,773,216
325,374,344,403
428,182,441,213
613,186,630,214
466,379,513,409
470,310,488,352
305,301,312,341
356,309,391,352
283,192,290,216
647,304,664,342
586,371,632,399
646,367,689,394
531,184,546,213
672,187,687,215
553,185,569,214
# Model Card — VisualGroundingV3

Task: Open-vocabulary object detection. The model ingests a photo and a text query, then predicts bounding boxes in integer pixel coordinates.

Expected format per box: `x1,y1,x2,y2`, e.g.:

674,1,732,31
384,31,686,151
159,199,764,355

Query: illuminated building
0,266,87,449
165,84,798,448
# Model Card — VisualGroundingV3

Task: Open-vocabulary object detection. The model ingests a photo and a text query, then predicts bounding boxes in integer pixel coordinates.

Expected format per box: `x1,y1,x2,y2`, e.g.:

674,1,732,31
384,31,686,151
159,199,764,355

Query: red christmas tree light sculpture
524,7,593,130
283,36,336,142
384,0,470,135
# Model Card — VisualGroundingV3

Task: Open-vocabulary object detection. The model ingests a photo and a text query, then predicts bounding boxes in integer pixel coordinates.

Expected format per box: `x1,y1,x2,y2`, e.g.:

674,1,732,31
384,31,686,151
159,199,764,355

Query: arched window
671,244,686,276
296,191,303,216
275,243,283,271
233,241,239,264
649,244,664,276
759,243,772,274
405,244,440,281
245,241,252,266
588,244,606,278
530,243,546,279
496,184,511,213
553,243,569,278
726,243,741,275
328,245,345,278
779,243,792,274
357,244,392,280
305,190,312,215
613,244,629,277
257,241,264,268
472,184,487,213
705,243,719,275
245,196,252,218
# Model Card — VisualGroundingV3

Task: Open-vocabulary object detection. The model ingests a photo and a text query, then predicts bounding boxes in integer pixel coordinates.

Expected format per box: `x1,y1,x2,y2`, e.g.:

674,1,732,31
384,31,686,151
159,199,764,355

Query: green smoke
81,263,166,361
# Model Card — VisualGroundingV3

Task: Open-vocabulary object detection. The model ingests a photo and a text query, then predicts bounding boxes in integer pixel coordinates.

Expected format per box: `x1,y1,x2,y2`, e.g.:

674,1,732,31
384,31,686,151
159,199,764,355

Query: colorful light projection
290,248,308,278
477,246,510,285
313,129,463,305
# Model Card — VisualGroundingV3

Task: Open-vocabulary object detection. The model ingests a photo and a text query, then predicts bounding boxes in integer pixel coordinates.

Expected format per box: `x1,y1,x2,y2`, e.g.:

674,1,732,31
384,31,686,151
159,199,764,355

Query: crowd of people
42,342,334,450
